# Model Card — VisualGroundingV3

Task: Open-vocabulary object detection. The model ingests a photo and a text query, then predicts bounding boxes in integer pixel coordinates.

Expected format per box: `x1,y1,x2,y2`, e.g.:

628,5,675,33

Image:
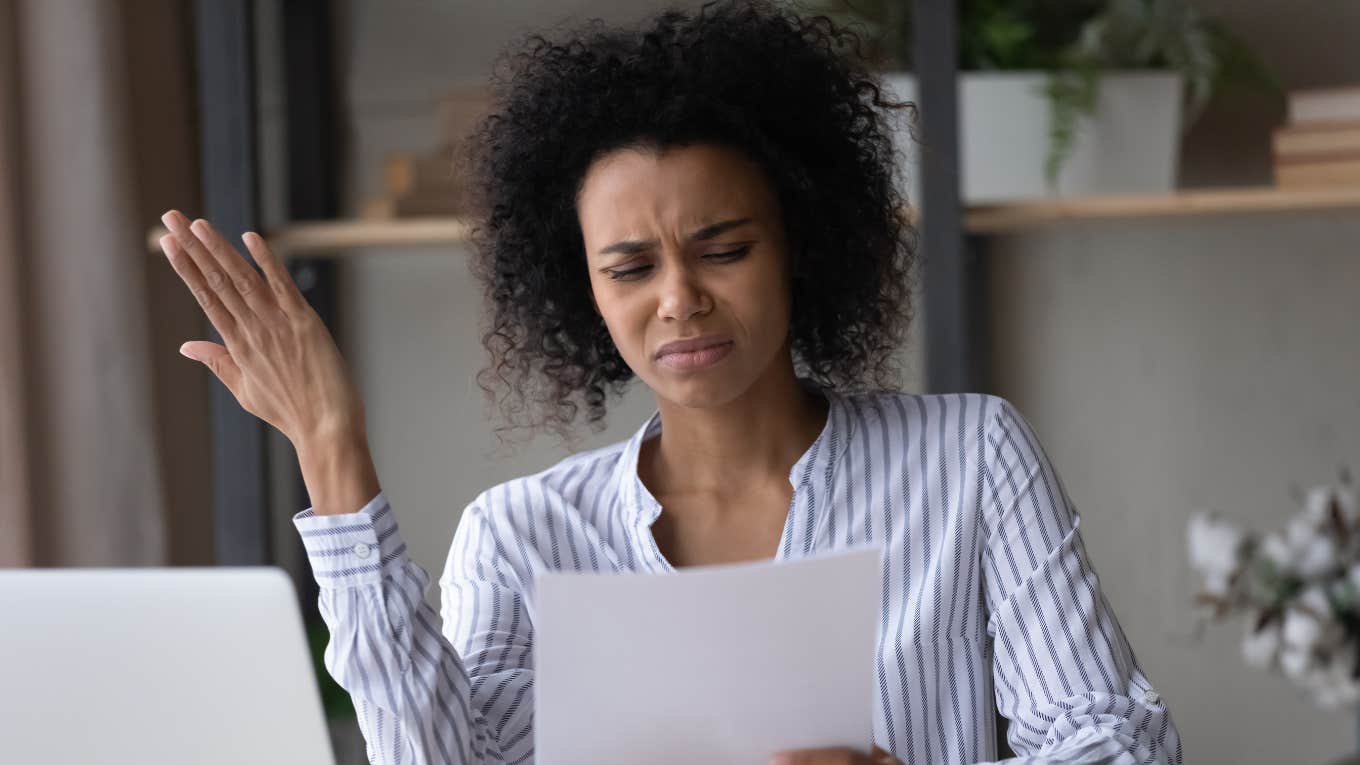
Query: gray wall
267,1,1359,763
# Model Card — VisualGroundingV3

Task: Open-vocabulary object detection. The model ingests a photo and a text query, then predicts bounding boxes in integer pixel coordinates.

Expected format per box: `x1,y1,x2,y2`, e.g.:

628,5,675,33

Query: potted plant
791,0,1283,203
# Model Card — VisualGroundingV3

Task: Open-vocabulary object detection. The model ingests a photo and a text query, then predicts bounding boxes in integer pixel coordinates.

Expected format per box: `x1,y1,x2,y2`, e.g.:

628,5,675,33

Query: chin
644,366,751,411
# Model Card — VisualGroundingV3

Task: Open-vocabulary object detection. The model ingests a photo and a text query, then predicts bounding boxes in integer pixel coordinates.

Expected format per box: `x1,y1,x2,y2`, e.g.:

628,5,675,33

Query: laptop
0,567,337,764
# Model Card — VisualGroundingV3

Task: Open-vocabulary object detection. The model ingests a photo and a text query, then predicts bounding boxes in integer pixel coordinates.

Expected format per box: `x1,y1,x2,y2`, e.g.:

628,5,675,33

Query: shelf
146,217,475,258
146,186,1360,257
965,185,1360,233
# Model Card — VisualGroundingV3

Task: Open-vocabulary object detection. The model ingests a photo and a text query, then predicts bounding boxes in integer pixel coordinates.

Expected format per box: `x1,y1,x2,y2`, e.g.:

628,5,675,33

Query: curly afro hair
458,0,920,443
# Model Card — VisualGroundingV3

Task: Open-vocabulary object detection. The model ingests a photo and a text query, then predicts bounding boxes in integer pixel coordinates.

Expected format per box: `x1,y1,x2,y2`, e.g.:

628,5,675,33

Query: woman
156,1,1182,763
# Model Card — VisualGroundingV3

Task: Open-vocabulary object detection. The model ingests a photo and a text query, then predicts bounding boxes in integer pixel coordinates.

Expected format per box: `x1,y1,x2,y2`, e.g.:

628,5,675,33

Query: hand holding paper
536,544,884,765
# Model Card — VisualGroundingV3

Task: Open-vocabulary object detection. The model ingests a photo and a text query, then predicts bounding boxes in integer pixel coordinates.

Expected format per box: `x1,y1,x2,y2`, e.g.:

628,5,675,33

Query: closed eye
605,246,752,281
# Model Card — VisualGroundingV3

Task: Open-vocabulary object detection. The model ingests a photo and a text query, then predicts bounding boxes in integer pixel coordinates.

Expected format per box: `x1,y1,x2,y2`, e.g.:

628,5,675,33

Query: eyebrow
596,217,754,257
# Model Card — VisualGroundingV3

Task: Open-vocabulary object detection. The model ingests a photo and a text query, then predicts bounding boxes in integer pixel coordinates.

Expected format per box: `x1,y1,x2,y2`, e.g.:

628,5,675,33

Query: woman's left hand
770,744,901,765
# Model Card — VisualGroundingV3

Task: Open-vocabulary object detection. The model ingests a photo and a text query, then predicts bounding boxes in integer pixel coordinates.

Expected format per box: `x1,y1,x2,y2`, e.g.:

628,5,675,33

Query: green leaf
308,618,358,722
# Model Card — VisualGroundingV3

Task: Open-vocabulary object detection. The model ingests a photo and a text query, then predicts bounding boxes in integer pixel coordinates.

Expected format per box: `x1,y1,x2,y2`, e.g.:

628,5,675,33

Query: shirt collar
613,379,856,525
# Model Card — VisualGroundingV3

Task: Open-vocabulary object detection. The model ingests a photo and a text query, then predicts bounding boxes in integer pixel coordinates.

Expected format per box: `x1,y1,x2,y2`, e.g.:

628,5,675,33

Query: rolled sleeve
978,399,1183,765
293,490,406,588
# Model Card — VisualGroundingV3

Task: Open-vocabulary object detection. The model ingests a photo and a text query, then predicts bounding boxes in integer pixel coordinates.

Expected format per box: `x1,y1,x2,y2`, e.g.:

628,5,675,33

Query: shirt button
1143,690,1160,705
352,542,372,559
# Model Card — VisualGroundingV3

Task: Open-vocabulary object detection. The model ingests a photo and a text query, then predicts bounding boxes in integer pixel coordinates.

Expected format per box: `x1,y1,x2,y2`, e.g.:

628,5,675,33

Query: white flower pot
880,70,1184,204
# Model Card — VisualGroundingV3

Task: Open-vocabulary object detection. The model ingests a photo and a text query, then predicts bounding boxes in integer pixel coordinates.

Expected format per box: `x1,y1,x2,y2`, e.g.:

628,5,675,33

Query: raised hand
156,209,367,451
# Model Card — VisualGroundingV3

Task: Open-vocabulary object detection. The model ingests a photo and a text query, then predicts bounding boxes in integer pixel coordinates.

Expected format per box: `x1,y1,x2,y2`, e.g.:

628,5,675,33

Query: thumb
180,341,242,390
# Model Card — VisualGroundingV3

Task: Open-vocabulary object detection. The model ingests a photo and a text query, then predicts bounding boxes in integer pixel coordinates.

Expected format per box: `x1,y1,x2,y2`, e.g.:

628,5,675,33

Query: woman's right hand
157,209,367,451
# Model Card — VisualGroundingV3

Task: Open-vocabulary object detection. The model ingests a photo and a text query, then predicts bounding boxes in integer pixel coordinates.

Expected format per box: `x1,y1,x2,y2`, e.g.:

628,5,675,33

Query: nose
655,261,711,322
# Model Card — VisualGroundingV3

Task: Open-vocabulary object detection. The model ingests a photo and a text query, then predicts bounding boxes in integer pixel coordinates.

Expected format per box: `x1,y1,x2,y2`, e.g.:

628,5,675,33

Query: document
535,544,883,765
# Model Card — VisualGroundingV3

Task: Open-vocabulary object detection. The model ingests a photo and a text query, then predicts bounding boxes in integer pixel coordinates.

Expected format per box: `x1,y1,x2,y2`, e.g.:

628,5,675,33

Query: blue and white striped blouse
293,387,1182,765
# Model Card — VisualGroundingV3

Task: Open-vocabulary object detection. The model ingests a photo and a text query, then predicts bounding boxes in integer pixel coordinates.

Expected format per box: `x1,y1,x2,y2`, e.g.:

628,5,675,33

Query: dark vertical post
194,0,271,565
912,0,1004,756
913,0,983,395
282,0,341,609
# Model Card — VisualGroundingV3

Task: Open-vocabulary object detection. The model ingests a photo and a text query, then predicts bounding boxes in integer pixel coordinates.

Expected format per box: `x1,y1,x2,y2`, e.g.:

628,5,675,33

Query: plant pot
880,70,1184,204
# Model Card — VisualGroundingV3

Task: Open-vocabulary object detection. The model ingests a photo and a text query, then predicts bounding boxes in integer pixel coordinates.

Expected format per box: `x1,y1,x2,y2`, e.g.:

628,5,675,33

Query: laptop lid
0,567,337,764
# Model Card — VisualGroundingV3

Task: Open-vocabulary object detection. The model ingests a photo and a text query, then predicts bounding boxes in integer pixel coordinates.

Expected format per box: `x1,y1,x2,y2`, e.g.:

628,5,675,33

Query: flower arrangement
1188,469,1360,709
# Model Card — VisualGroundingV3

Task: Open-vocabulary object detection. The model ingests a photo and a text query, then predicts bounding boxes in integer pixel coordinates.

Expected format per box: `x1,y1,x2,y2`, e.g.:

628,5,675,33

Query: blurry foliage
308,617,357,722
793,0,1284,189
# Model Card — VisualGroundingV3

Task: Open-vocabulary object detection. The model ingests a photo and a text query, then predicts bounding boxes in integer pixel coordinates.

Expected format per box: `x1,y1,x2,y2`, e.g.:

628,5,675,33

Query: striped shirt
293,386,1182,765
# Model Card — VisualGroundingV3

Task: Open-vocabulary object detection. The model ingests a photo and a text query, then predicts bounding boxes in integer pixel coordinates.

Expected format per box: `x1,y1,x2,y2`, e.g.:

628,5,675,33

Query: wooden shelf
146,186,1360,257
965,185,1360,233
146,217,475,258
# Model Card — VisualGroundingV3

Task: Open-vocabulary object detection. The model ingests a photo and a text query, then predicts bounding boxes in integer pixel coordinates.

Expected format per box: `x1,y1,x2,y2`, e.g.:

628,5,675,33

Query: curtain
0,0,211,567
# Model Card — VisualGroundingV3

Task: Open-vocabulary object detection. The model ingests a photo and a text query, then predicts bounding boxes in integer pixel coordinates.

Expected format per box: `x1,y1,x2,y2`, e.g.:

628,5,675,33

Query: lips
655,334,733,359
657,342,733,371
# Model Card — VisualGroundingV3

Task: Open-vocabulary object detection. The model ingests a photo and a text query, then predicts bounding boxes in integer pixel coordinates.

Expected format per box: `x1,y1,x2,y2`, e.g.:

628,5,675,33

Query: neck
641,349,829,503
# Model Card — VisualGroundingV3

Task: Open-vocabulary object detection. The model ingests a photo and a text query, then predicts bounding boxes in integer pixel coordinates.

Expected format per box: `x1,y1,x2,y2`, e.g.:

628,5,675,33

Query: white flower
1299,584,1333,616
1261,531,1295,570
1296,534,1339,578
1201,571,1232,598
1305,486,1335,524
1280,644,1314,679
1271,515,1340,578
1187,512,1244,578
1283,608,1323,650
1287,514,1319,549
1282,586,1334,650
1241,619,1281,669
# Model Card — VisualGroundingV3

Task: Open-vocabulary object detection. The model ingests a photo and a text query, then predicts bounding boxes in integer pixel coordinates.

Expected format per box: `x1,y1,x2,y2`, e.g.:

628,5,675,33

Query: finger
187,216,276,318
159,232,241,347
771,746,866,765
180,340,243,393
869,745,899,764
240,231,308,315
160,210,256,323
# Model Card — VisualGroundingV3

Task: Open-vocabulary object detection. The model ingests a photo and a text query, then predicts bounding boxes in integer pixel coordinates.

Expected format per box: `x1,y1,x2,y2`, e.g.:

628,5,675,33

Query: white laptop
0,567,337,764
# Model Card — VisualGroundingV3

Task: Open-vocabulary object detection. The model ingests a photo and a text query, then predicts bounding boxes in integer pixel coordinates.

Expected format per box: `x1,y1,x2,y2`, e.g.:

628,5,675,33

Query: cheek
727,261,792,338
592,287,649,354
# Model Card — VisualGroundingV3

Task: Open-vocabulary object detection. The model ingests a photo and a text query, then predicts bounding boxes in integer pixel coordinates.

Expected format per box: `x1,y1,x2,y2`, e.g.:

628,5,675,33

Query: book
1273,121,1360,161
1274,157,1360,188
1287,85,1360,126
383,148,460,197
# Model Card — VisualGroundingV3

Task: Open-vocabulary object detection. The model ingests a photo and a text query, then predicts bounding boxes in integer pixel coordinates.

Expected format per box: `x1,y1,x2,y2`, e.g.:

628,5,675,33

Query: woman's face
576,142,794,410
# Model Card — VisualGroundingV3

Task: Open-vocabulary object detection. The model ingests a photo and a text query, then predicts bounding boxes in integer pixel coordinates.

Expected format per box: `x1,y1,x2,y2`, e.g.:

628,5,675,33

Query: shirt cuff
292,490,407,588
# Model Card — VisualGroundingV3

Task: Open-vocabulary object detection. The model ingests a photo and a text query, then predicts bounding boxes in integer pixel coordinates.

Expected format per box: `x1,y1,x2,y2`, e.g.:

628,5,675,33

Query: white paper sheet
535,544,883,765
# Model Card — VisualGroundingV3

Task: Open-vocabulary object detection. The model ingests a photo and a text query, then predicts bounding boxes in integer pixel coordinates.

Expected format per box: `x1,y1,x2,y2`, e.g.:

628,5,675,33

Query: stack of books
361,85,492,218
1273,85,1360,189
